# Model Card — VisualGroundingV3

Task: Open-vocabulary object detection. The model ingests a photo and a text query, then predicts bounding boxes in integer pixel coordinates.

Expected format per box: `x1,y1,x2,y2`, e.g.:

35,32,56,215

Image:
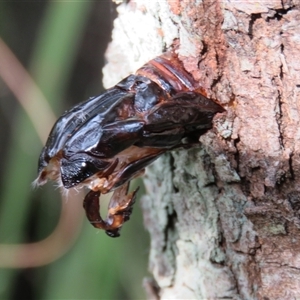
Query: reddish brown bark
105,1,300,299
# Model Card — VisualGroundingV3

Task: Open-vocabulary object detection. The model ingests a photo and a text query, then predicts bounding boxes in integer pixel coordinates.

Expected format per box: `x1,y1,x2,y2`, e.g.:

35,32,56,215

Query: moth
35,52,225,237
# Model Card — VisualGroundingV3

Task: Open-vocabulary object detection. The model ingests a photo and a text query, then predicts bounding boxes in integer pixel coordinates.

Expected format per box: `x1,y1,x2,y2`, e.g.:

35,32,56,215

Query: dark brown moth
35,52,225,237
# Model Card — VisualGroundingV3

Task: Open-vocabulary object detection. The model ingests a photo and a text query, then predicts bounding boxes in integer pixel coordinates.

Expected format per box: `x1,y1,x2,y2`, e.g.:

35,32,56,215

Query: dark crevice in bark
210,218,226,266
162,209,178,252
197,41,208,67
251,166,261,173
226,256,241,298
211,51,222,90
281,264,300,271
248,13,261,39
169,154,179,193
211,75,222,91
211,78,219,91
200,41,208,57
279,44,284,80
277,112,284,149
240,176,251,197
275,46,285,149
249,236,261,255
279,64,284,81
266,6,294,21
143,278,160,300
288,153,295,180
287,191,300,217
233,136,240,173
162,43,168,53
203,181,218,188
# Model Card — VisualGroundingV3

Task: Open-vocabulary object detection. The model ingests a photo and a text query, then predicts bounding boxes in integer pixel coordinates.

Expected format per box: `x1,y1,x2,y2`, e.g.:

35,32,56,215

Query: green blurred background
0,1,149,299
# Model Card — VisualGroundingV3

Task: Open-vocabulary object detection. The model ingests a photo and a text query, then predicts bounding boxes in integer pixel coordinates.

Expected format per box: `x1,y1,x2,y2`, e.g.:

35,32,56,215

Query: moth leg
106,182,139,237
105,150,164,192
83,190,107,231
83,183,139,238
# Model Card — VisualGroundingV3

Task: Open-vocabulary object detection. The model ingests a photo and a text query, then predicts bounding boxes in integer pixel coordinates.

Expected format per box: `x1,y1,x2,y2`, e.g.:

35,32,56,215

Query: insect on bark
34,52,225,237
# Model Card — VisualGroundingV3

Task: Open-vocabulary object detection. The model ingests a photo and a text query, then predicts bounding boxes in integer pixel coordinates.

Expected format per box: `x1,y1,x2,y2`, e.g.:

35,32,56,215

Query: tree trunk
103,1,300,299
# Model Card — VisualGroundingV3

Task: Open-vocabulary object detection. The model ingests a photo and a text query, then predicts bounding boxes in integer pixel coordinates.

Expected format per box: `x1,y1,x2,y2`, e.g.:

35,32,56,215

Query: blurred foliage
0,1,149,299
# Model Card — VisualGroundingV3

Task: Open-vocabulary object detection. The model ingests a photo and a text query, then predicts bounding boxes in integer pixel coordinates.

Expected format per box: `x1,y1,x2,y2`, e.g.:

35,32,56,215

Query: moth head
34,150,114,191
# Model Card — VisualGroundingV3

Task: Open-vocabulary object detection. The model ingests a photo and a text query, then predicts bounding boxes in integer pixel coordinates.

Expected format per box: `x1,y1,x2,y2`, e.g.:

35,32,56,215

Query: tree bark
104,1,300,299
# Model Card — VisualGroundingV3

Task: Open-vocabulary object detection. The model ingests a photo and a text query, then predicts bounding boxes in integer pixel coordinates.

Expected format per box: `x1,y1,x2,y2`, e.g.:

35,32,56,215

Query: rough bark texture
103,1,300,299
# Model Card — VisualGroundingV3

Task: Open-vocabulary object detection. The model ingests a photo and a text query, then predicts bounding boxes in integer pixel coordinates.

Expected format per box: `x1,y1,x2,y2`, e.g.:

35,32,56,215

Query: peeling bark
104,1,300,299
